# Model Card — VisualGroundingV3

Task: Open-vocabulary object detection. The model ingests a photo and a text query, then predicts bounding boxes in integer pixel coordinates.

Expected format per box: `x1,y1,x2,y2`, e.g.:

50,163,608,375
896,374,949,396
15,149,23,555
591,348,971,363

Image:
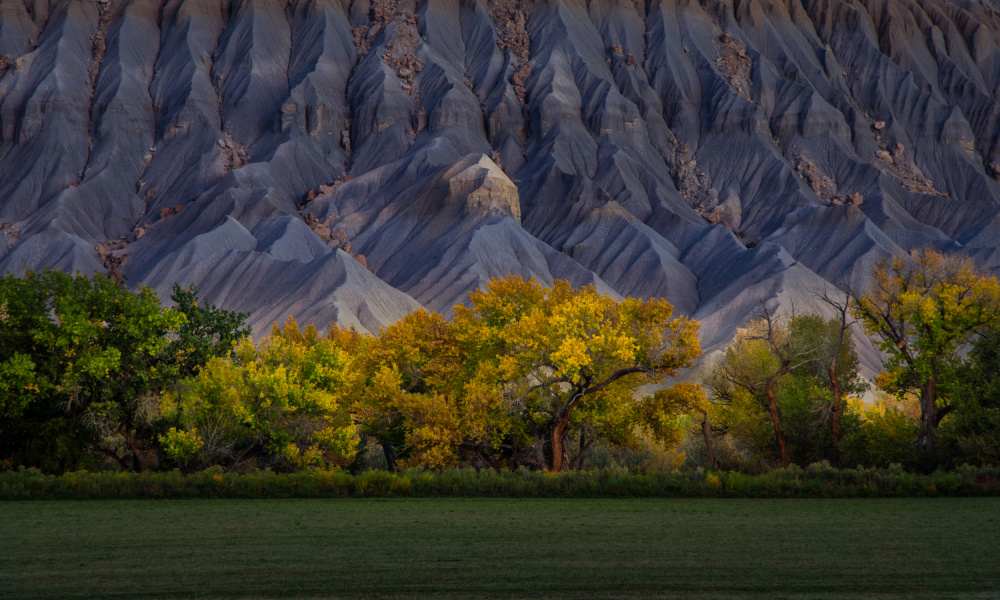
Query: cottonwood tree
456,277,705,472
350,276,706,471
349,309,473,470
797,298,869,465
699,409,720,469
168,284,250,378
815,291,855,460
0,270,187,472
707,307,817,468
707,305,869,468
937,328,1000,466
160,318,360,471
851,249,1000,450
0,270,250,473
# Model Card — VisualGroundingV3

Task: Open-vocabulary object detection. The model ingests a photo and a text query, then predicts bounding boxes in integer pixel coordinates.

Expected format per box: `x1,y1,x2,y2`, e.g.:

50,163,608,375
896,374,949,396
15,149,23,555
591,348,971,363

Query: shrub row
2,464,999,500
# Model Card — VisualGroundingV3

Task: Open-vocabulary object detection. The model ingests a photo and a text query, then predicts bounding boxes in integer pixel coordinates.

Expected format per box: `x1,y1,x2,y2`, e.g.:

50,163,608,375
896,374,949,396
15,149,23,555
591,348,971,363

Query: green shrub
2,465,999,501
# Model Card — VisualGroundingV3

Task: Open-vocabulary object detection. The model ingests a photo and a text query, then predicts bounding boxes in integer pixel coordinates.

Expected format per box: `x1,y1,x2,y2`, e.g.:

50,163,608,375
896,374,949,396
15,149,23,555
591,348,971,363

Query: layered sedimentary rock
2,0,1000,372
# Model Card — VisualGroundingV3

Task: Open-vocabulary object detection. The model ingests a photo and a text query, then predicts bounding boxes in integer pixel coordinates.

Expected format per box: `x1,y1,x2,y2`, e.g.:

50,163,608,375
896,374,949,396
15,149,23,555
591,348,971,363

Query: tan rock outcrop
440,155,521,222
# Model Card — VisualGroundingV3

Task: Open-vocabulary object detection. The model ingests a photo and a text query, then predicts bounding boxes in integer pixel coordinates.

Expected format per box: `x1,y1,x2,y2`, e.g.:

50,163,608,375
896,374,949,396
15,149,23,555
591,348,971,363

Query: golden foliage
169,276,707,471
161,318,360,470
853,248,1000,442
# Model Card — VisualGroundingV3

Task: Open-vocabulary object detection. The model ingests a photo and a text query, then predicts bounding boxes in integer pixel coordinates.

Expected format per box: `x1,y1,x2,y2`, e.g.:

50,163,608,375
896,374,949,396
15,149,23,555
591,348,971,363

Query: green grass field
1,498,998,599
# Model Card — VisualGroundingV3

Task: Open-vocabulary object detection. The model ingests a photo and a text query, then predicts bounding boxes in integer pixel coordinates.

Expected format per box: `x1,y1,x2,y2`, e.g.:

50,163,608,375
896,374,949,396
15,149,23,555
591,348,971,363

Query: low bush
2,464,998,501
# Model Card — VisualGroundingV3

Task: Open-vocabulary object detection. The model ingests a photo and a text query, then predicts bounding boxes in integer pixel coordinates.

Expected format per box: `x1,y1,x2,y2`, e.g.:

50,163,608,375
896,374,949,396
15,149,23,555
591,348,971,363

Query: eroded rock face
1,0,1000,375
444,155,521,222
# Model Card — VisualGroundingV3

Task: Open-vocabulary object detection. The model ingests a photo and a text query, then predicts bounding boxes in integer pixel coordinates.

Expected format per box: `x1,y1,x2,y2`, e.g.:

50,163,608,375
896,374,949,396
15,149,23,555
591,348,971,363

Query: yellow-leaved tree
852,249,1000,450
343,276,706,471
452,277,706,472
159,318,360,471
168,277,708,472
346,309,479,470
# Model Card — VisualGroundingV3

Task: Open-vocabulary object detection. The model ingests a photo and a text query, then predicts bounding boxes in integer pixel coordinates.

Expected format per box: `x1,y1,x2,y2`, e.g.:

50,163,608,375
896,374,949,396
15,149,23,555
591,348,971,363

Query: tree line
706,250,1000,471
1,248,999,474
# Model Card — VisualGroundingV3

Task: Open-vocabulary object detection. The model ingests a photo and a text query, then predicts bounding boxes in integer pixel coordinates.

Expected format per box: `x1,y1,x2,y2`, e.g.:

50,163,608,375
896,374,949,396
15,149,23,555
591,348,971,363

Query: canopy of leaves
852,249,1000,447
705,312,868,469
12,263,1000,476
855,250,999,394
160,318,359,471
0,270,249,473
352,277,706,471
937,329,1000,466
169,284,251,378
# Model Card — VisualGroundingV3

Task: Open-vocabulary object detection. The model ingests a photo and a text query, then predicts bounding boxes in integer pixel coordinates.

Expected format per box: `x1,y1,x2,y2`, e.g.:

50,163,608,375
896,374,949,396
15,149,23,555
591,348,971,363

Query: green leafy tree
168,284,250,378
0,271,251,473
707,308,816,468
937,329,1000,466
839,395,920,469
705,310,867,468
813,292,869,461
789,311,868,464
0,270,186,472
706,331,784,470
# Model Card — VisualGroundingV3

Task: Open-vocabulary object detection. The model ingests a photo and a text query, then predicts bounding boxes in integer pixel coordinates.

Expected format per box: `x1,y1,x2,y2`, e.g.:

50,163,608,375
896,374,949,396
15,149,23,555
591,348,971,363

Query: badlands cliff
2,0,1000,372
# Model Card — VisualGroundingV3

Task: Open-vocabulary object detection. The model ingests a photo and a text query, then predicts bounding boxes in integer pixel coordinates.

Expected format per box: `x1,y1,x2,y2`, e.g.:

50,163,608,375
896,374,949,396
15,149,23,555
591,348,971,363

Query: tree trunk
530,420,547,468
701,410,719,469
117,425,158,472
828,363,842,466
919,377,937,451
134,447,158,473
93,443,130,472
572,430,587,470
549,394,583,472
472,447,498,471
382,443,397,472
551,419,568,472
764,377,790,468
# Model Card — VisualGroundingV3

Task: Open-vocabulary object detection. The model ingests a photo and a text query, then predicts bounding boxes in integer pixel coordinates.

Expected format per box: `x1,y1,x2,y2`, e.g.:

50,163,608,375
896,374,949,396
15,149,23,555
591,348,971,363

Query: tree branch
92,443,130,472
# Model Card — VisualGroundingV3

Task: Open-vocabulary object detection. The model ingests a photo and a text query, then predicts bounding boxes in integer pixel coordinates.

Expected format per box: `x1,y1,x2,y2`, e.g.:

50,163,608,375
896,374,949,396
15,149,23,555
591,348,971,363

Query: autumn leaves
4,247,999,475
161,277,706,472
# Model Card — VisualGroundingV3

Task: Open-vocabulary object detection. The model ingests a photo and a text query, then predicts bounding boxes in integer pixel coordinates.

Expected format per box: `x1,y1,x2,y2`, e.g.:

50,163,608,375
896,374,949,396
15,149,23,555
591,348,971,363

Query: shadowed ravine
2,0,1000,374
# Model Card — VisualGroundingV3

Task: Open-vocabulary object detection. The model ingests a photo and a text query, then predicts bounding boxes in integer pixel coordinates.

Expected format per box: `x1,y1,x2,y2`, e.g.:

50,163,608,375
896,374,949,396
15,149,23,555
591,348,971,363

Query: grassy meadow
1,498,998,599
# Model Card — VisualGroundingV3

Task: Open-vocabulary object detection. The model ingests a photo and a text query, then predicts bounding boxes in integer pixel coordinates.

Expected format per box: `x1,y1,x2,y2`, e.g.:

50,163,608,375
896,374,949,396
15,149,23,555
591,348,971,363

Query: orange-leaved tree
347,309,489,470
345,276,706,471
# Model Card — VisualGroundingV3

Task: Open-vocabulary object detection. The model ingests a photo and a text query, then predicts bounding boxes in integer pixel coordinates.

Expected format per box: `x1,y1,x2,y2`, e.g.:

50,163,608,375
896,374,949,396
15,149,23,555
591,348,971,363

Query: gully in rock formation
0,0,998,375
